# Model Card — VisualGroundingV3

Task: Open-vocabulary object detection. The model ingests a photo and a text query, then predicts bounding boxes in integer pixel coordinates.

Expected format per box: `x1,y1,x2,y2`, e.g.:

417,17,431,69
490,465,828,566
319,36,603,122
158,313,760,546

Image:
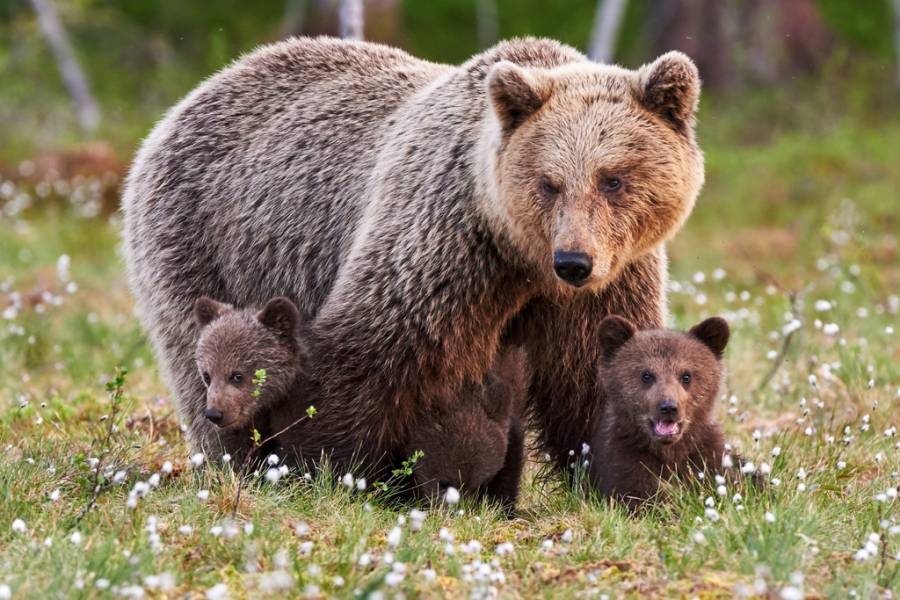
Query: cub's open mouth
652,419,680,441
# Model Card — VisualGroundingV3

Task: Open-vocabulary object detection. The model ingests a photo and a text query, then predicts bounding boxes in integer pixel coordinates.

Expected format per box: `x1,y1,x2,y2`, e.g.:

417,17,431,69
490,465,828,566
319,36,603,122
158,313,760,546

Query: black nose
553,251,593,285
657,400,678,418
204,408,224,424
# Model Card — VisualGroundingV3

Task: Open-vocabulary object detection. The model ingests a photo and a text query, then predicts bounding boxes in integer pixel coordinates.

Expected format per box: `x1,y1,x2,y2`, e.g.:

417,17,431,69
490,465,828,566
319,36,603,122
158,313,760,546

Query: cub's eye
681,372,692,385
640,370,655,384
599,176,623,193
539,176,561,196
230,371,244,384
201,372,211,386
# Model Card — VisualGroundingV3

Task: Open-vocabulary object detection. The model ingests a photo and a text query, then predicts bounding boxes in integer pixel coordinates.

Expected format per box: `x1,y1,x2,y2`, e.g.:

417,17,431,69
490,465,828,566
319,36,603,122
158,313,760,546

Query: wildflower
197,489,210,501
70,531,82,545
765,512,776,523
384,572,404,587
722,455,733,469
206,583,229,600
266,454,279,466
760,463,771,475
444,486,460,505
387,526,402,547
814,300,831,312
161,461,173,474
421,568,437,582
178,525,193,535
495,542,514,556
836,461,846,470
541,539,553,551
822,323,839,336
716,485,727,496
782,319,802,336
704,508,720,522
741,462,756,474
11,518,27,534
692,531,707,545
581,442,591,455
341,473,354,488
561,529,573,543
358,553,371,567
355,478,367,491
265,468,281,483
299,541,314,555
190,453,205,468
295,522,310,536
221,454,231,464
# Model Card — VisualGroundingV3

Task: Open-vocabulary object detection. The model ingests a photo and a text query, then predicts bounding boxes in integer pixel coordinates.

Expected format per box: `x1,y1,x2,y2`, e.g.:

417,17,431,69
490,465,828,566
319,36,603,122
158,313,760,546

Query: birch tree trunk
29,0,100,132
588,0,628,63
339,0,364,40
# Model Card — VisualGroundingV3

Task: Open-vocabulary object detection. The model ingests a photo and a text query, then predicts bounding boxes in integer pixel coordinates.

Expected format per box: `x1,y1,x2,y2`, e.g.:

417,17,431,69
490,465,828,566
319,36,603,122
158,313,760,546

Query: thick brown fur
406,348,528,509
193,297,309,461
589,316,730,508
122,37,704,475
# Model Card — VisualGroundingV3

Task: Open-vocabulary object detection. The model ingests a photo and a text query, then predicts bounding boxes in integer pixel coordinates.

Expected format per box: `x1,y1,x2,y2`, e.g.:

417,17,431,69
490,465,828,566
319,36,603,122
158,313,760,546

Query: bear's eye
230,371,244,384
201,371,211,386
681,372,692,386
599,176,623,193
538,176,561,196
640,370,655,384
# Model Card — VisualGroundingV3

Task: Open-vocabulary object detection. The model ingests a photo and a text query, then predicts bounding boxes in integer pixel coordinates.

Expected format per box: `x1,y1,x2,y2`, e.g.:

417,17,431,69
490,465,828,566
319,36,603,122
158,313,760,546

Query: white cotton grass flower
782,319,802,336
161,461,173,474
221,454,231,464
444,486,460,505
265,468,281,483
266,454,279,466
561,529,573,543
765,511,776,523
387,526,402,547
420,568,437,582
814,299,832,312
409,509,426,531
822,323,840,336
11,518,27,534
355,478,367,491
692,531,707,545
197,489,210,501
704,508,720,522
178,525,193,535
341,473,354,488
190,453,205,468
206,583,229,600
771,447,781,457
69,530,82,545
495,542,514,556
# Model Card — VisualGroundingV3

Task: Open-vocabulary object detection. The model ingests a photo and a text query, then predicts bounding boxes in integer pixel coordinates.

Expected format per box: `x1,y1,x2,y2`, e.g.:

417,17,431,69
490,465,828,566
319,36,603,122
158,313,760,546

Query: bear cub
193,295,308,461
406,348,528,510
589,315,731,507
194,295,527,509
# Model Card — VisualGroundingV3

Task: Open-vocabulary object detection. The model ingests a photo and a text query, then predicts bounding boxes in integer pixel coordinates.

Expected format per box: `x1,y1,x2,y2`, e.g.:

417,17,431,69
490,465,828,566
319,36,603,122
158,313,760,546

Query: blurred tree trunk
339,0,364,40
647,0,833,89
281,0,308,38
589,0,628,63
29,0,100,132
476,0,499,49
893,0,900,88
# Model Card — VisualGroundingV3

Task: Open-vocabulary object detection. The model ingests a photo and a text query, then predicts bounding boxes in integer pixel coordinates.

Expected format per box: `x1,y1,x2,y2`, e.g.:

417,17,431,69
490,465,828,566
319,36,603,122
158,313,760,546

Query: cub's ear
487,61,551,132
636,51,700,134
193,296,228,328
256,297,302,342
598,315,637,361
689,317,730,359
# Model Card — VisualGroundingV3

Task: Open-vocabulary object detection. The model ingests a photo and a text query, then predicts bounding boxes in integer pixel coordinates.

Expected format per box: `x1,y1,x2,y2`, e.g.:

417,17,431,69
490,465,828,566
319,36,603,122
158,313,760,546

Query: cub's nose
204,408,224,424
553,251,593,286
657,399,678,418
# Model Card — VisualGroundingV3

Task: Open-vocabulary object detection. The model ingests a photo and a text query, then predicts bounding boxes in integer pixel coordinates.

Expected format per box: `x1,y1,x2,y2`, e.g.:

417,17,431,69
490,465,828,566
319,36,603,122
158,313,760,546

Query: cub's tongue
654,420,679,436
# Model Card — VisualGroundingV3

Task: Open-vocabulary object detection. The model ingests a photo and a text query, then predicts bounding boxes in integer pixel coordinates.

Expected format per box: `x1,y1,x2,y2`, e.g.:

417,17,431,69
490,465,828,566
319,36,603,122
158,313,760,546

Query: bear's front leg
522,251,667,471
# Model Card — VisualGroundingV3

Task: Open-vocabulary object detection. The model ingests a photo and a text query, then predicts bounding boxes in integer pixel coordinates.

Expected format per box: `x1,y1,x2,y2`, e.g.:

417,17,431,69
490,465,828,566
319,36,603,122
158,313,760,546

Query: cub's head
193,296,305,430
409,350,526,501
480,51,703,294
597,315,729,449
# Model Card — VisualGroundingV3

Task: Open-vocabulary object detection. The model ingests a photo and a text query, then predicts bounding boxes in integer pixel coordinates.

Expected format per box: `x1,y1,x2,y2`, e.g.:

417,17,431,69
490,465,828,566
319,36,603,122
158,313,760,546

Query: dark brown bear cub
195,295,527,508
407,348,527,510
193,296,307,461
589,315,730,507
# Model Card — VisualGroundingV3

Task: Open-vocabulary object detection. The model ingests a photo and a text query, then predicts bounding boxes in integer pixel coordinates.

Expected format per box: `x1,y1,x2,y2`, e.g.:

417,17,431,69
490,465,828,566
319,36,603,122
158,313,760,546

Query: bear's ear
256,297,302,342
487,61,551,132
598,315,637,361
636,51,700,135
193,296,228,328
689,317,730,359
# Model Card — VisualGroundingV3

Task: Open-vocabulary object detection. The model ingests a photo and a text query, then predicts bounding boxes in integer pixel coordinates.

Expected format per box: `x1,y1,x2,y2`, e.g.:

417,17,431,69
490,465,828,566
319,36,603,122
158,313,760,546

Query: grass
1,92,899,598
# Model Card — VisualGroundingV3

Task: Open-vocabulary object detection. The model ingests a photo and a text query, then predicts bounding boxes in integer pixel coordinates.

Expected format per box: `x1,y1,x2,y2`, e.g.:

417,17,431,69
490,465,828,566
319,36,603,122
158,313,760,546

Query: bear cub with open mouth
589,315,731,507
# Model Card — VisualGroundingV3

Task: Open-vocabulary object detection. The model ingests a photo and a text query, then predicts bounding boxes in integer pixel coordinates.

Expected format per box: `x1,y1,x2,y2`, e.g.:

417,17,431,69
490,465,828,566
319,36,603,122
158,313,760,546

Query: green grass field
0,93,898,598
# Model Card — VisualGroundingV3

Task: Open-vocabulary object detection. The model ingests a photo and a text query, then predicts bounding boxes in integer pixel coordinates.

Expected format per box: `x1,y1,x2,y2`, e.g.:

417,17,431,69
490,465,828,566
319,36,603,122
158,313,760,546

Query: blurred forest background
1,0,899,161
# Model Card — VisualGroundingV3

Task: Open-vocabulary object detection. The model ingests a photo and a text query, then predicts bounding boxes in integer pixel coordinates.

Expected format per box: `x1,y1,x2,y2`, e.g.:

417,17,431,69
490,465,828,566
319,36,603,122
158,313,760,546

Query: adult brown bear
122,37,703,474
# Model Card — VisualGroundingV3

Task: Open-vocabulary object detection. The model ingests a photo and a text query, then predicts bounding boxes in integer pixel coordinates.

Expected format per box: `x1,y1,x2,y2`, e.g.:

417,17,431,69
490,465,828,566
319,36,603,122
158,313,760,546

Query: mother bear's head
478,51,704,294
